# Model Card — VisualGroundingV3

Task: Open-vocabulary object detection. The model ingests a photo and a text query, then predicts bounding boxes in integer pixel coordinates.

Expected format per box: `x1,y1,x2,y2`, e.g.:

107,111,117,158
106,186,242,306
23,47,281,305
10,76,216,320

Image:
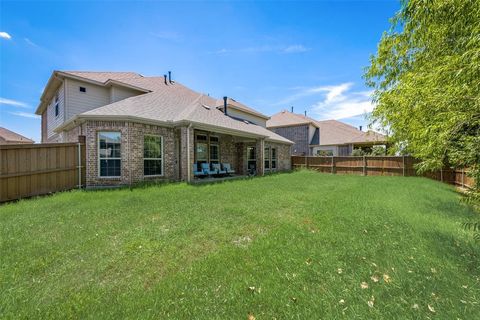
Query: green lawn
1,170,479,319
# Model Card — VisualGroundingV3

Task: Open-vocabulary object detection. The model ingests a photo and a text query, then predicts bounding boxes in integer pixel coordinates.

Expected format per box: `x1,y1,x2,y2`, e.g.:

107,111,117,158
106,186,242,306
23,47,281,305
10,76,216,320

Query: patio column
179,125,194,182
256,138,265,176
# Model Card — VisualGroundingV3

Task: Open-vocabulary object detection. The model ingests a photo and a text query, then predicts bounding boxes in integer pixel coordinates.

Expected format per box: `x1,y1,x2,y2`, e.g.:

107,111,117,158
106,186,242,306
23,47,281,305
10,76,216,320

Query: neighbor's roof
266,110,315,128
267,110,386,146
54,74,291,144
0,127,34,143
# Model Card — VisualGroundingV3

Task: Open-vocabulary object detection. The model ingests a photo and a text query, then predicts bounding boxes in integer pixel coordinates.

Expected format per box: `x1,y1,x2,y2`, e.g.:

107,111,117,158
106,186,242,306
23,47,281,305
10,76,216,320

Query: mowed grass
1,170,479,319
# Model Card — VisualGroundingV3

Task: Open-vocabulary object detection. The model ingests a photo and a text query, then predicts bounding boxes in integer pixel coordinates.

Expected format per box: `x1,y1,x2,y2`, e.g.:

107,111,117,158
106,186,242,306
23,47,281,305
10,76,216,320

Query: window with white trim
271,148,277,170
98,132,121,177
144,135,163,176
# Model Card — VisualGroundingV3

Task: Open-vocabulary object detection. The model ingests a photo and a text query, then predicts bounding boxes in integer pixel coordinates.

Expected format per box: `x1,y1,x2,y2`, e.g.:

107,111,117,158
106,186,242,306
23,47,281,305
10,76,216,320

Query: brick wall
270,125,308,155
65,120,292,186
78,120,175,187
266,142,291,171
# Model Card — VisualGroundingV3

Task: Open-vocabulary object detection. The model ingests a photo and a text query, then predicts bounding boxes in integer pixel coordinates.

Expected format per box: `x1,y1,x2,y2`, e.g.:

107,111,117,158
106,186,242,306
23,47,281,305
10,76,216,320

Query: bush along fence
0,137,86,202
291,156,474,189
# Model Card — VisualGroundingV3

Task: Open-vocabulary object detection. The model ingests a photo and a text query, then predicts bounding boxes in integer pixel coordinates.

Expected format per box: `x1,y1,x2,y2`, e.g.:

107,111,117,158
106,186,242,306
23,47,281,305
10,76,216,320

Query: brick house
35,71,293,186
267,110,387,156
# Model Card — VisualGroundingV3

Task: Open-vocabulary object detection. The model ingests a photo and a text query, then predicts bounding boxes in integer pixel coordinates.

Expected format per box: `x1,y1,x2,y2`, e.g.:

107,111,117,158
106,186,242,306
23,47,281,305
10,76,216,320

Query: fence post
363,156,366,176
402,155,406,177
331,156,335,174
305,156,307,169
462,168,465,188
440,168,443,182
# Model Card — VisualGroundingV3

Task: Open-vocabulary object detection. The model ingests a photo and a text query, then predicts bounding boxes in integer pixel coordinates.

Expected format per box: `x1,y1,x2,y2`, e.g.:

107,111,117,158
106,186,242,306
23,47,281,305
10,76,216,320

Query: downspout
186,123,192,183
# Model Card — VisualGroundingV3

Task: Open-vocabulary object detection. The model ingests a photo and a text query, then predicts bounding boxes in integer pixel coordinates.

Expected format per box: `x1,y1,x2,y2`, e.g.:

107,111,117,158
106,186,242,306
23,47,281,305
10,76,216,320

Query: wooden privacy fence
292,156,475,189
0,142,86,202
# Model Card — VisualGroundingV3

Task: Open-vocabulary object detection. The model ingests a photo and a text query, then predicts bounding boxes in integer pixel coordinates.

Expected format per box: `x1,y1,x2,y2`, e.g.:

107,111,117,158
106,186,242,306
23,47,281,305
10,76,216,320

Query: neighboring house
0,127,34,144
267,110,387,156
35,71,293,186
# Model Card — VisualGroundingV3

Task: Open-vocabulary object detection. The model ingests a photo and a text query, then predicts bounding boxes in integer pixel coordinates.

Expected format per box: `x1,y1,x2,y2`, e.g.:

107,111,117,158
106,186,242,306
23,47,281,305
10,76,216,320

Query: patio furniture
212,163,226,175
201,163,217,176
193,163,205,177
248,164,257,176
222,163,235,175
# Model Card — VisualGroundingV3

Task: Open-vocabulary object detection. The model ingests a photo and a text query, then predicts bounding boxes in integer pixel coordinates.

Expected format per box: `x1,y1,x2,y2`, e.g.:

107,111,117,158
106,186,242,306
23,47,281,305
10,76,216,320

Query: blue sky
0,0,399,142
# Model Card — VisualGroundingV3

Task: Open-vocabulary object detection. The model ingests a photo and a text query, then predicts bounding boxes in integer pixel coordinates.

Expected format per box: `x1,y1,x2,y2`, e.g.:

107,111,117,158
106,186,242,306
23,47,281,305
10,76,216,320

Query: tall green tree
365,0,480,200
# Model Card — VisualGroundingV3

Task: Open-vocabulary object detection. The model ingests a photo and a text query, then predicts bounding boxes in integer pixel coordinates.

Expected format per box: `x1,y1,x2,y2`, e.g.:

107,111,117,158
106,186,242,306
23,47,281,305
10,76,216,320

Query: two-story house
35,71,293,186
267,110,386,156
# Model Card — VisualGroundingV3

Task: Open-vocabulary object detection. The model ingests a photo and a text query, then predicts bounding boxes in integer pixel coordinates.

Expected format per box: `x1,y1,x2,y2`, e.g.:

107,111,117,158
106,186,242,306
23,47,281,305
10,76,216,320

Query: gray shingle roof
66,73,292,144
267,110,386,146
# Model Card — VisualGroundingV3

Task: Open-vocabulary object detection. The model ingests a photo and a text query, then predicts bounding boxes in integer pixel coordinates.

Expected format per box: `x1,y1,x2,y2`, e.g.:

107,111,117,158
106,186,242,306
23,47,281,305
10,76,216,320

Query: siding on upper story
110,85,141,103
65,78,110,121
46,83,65,140
227,108,267,127
270,124,309,155
65,79,143,121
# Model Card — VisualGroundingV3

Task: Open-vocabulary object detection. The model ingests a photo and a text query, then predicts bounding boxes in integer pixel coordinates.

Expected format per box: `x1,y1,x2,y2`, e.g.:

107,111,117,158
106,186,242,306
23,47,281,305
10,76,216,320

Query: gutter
55,115,294,145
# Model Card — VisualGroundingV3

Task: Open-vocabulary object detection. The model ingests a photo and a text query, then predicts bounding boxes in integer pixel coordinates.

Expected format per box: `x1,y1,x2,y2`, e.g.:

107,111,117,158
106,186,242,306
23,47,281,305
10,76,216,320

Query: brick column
179,125,194,182
256,138,265,176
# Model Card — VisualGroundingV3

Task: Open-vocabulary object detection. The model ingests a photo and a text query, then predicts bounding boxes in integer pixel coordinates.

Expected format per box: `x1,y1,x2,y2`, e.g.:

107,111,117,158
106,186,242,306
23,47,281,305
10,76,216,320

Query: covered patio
190,129,282,181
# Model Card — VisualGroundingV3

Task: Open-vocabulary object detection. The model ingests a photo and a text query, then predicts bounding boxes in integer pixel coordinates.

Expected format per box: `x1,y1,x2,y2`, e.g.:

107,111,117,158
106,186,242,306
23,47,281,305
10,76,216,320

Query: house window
210,136,219,163
271,148,277,170
98,132,121,177
144,135,163,176
194,133,220,165
264,147,270,170
247,146,256,171
54,94,59,117
195,134,208,164
79,86,86,93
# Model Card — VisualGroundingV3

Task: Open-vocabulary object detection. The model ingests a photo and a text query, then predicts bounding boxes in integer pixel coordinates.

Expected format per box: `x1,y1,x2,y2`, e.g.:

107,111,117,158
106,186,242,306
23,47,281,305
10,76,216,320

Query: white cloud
212,44,309,55
9,111,40,119
271,83,375,120
0,98,29,108
283,45,309,53
310,83,375,120
0,32,12,40
24,38,39,47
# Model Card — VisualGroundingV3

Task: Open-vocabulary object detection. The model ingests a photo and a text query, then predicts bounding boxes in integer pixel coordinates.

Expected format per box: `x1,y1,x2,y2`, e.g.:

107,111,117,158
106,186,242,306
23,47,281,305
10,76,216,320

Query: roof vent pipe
359,125,363,131
164,75,168,85
291,106,294,113
223,96,228,115
168,71,172,83
304,110,307,116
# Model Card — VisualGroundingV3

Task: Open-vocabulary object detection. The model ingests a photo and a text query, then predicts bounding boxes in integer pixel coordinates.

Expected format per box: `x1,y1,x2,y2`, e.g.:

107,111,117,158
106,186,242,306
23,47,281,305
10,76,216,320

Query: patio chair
248,164,257,176
193,163,205,177
201,163,217,176
212,163,226,175
222,163,235,175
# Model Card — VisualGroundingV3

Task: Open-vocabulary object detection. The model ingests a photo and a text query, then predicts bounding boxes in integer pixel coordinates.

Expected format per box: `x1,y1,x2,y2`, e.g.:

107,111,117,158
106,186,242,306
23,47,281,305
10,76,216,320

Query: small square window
79,87,86,93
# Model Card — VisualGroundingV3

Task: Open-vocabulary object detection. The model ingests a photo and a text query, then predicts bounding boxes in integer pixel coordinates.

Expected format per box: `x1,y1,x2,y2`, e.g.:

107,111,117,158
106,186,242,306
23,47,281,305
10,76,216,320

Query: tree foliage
365,0,480,200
